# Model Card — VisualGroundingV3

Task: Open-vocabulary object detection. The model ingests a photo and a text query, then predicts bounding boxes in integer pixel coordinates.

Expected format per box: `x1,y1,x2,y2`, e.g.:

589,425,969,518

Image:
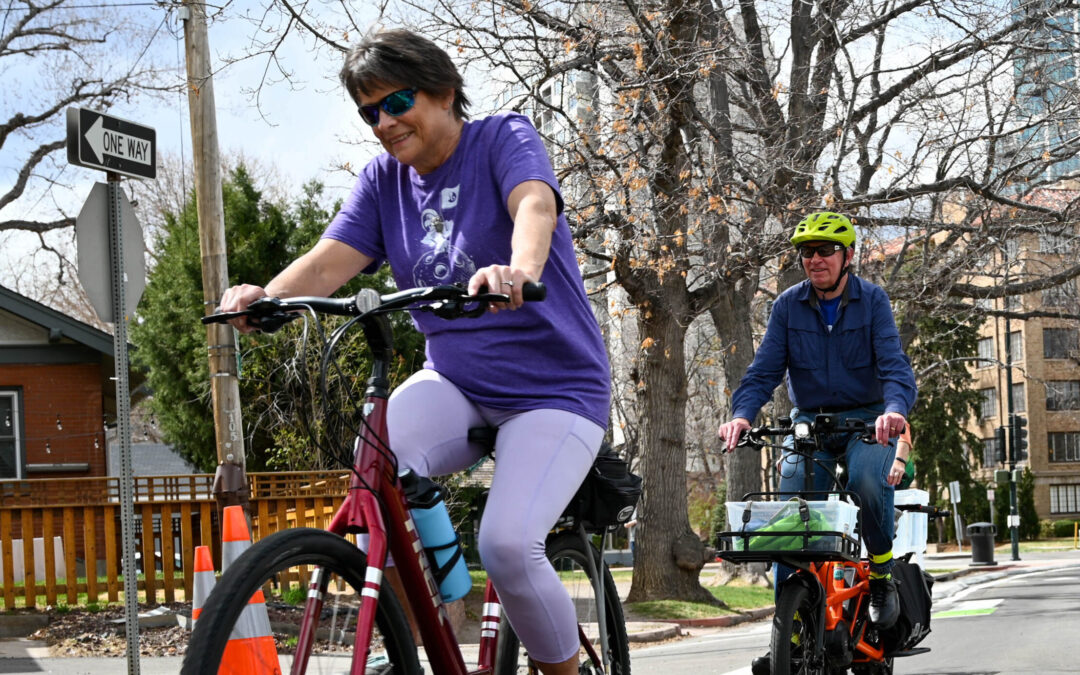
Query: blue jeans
773,405,897,597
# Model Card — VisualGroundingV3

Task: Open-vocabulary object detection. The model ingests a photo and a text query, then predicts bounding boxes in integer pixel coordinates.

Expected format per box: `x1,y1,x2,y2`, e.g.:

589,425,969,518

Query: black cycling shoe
751,651,771,675
869,575,899,628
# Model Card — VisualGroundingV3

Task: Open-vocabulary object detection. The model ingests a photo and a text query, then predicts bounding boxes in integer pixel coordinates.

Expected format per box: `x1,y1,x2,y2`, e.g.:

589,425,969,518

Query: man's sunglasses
798,243,845,259
357,89,417,126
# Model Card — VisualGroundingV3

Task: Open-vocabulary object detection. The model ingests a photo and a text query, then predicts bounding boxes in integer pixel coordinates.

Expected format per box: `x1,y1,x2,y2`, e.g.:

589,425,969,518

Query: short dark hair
340,28,470,120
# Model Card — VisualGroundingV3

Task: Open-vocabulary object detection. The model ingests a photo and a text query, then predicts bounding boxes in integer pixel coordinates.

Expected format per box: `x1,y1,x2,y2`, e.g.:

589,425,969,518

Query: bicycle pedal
891,647,931,658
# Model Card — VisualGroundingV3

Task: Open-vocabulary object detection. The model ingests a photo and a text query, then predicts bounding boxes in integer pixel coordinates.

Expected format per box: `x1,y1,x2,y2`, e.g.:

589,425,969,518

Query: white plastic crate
725,498,859,552
858,488,929,566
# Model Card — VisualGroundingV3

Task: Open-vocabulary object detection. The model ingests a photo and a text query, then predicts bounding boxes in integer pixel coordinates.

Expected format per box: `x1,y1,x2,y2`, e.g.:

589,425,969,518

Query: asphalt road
2,555,1078,674
629,561,1080,674
895,566,1080,674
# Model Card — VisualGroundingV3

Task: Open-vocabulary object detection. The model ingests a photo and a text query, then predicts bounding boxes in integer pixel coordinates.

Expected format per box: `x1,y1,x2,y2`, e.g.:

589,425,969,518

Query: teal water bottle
400,469,472,602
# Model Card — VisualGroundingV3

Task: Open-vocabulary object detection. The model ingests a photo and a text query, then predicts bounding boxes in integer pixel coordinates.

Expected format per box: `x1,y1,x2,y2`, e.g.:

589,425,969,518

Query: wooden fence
0,472,350,610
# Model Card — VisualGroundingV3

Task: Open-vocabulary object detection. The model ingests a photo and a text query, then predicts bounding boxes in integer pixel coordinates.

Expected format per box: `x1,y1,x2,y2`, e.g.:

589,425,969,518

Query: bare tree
0,0,174,290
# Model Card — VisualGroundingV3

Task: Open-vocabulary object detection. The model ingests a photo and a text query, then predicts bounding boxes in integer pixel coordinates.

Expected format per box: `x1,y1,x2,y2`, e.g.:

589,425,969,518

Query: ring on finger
502,280,514,287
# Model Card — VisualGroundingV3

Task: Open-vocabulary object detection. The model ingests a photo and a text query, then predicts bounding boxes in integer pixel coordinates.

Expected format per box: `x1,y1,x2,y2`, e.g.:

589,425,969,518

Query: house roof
0,284,145,418
0,284,114,355
108,442,198,477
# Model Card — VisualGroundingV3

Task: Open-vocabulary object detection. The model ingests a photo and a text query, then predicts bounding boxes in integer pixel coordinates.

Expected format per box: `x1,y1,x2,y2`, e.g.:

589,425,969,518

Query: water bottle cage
424,534,465,586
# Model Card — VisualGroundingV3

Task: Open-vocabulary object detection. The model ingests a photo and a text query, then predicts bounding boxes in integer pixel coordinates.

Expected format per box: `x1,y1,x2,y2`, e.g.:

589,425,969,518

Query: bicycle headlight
794,422,811,439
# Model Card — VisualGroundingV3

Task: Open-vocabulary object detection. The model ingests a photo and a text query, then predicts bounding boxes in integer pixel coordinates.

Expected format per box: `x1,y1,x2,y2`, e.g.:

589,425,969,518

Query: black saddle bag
564,450,642,533
881,559,934,653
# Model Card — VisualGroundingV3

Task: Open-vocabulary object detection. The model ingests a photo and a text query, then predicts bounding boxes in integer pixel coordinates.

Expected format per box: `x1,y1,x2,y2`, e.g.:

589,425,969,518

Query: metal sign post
106,175,142,675
68,107,153,675
949,479,963,553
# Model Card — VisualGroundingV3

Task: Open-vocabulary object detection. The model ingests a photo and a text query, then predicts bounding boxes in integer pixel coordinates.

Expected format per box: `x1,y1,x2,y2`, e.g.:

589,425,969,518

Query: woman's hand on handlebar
874,411,907,447
717,417,751,453
219,284,268,333
468,265,537,312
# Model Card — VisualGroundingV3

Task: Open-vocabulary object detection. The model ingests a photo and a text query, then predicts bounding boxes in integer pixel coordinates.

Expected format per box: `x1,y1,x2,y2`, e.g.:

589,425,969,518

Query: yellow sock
869,551,893,579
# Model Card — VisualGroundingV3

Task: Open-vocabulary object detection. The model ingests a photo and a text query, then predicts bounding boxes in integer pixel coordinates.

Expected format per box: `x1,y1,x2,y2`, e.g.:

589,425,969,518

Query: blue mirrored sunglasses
357,89,417,126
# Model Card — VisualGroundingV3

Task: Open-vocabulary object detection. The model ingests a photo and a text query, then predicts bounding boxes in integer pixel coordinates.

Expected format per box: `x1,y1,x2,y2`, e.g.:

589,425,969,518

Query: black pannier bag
564,447,642,533
881,559,934,653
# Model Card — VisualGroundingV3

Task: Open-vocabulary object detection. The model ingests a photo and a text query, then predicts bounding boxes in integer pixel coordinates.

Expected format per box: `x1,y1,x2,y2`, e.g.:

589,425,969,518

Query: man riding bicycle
717,211,917,675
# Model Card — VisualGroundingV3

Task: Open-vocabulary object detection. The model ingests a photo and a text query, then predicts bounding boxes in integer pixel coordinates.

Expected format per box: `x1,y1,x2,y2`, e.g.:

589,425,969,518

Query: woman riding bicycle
220,28,610,675
716,212,917,675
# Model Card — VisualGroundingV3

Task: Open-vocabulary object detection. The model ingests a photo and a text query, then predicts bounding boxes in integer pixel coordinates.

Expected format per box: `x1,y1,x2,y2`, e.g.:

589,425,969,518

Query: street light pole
1003,313,1021,561
1001,257,1021,562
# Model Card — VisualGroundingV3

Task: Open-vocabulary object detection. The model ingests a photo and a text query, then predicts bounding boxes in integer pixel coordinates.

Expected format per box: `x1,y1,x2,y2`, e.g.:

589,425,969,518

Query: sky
0,1,387,292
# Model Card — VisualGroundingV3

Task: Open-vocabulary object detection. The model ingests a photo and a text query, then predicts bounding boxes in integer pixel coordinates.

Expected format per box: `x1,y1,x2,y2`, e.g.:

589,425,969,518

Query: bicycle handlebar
735,414,881,449
202,282,547,332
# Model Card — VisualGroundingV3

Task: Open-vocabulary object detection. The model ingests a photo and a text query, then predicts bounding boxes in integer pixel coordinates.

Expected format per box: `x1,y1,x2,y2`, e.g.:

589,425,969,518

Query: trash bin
967,522,997,566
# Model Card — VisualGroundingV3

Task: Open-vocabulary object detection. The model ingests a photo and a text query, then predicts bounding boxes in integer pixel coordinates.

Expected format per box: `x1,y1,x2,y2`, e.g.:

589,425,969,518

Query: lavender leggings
386,369,604,664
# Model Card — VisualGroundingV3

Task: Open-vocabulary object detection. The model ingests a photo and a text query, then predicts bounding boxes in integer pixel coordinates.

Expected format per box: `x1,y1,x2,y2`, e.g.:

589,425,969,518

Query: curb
626,623,683,643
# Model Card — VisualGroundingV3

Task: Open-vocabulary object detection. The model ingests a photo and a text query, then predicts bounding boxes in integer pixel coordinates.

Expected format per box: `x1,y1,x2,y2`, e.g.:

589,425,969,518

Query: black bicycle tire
181,527,421,675
494,530,631,674
772,580,824,675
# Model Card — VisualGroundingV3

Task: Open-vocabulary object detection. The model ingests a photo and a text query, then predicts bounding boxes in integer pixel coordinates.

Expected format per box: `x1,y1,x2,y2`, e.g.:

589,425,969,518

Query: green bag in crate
748,498,830,551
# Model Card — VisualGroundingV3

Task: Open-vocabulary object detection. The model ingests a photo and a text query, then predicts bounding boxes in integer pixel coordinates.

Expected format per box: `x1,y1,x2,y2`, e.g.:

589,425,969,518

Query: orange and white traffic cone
219,505,281,675
191,545,215,628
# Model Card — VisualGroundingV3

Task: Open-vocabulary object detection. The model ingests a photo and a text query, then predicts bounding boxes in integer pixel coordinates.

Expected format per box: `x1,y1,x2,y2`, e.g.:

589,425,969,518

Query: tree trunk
626,303,715,604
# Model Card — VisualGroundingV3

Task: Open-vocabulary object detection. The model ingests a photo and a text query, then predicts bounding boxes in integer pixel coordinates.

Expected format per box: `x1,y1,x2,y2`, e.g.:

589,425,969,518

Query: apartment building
968,226,1080,520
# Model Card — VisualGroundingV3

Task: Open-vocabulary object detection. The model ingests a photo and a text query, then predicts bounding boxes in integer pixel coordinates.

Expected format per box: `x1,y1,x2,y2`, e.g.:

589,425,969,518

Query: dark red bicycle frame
288,383,497,675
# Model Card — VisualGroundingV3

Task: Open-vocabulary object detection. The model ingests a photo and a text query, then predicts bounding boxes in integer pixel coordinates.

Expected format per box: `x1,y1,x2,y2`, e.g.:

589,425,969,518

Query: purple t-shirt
323,112,610,429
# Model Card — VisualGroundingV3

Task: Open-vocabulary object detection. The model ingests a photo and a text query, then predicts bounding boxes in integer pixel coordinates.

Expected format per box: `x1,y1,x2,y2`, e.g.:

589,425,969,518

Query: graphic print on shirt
412,185,476,287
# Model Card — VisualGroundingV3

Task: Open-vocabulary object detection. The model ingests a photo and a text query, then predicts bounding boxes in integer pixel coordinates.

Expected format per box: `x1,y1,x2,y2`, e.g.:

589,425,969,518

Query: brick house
0,284,141,480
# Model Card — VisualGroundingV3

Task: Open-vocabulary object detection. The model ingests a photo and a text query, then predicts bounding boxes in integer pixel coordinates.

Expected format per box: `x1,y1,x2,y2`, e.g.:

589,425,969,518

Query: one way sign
66,108,156,180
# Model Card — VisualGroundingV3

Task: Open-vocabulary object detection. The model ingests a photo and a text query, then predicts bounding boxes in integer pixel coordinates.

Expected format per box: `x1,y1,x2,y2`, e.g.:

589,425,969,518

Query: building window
1004,293,1022,311
1049,432,1080,463
980,388,998,419
1012,383,1026,413
983,437,1003,467
977,337,995,367
1042,280,1077,308
0,391,21,479
1044,327,1079,359
1050,484,1080,515
1007,331,1023,363
1046,381,1080,411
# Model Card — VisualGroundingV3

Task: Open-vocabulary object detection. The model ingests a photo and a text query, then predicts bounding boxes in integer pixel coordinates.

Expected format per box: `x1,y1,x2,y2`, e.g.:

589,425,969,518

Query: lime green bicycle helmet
790,212,856,248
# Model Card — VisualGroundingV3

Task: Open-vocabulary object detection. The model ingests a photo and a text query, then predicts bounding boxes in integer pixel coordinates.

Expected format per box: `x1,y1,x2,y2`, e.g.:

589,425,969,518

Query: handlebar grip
522,282,546,302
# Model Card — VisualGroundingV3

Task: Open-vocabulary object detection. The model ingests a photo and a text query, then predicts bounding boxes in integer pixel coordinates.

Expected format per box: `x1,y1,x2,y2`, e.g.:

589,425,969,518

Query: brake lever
735,428,763,450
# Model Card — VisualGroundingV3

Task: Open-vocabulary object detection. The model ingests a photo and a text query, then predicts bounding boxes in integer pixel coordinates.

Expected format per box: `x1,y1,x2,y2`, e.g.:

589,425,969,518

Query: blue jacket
731,274,917,421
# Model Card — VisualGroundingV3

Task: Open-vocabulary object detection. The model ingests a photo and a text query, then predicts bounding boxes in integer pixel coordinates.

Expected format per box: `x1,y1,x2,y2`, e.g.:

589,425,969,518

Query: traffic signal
995,426,1007,463
1010,415,1028,463
994,469,1011,485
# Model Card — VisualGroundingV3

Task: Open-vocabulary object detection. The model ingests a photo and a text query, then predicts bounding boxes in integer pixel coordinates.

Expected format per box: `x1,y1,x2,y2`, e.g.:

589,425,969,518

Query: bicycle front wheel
495,530,631,674
771,578,825,675
181,527,420,675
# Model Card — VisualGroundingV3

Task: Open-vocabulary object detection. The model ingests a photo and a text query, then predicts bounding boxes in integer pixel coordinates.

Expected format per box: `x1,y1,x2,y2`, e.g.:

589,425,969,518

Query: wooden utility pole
181,0,249,508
